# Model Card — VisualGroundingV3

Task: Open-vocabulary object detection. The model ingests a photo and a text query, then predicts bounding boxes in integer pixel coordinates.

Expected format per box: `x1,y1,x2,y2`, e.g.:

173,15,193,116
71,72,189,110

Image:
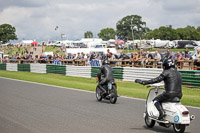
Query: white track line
0,76,200,110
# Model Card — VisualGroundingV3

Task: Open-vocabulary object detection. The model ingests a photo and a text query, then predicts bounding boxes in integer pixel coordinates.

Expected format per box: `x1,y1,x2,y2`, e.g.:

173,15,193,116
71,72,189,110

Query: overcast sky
0,0,200,42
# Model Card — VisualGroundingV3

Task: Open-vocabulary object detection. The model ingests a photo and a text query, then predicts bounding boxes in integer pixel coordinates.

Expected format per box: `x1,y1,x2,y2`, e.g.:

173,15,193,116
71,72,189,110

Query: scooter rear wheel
173,124,186,133
144,112,155,128
96,86,102,101
109,86,117,104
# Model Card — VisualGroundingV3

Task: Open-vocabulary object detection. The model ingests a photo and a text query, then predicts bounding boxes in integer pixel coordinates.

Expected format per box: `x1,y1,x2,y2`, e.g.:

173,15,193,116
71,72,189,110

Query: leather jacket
97,64,114,81
144,68,182,94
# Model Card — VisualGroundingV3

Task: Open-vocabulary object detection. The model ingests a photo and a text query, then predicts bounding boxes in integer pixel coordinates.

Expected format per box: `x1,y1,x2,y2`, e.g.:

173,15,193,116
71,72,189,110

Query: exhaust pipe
190,115,195,121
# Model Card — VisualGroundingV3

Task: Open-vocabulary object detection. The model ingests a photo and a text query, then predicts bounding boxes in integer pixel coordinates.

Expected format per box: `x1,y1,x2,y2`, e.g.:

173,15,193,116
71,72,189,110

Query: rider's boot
154,101,165,120
98,84,106,96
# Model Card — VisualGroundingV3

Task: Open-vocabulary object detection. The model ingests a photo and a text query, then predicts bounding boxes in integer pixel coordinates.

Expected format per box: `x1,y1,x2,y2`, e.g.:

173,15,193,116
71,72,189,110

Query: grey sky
0,0,200,42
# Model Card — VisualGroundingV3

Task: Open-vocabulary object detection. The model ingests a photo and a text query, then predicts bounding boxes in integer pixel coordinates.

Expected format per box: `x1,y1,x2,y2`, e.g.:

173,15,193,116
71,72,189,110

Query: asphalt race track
0,77,199,133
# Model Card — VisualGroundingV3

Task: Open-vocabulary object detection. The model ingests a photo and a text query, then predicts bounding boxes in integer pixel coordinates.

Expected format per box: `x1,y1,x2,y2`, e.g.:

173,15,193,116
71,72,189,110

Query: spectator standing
90,52,95,61
184,51,192,60
145,51,153,68
118,50,124,59
154,51,161,60
193,48,200,59
174,51,183,69
193,48,200,70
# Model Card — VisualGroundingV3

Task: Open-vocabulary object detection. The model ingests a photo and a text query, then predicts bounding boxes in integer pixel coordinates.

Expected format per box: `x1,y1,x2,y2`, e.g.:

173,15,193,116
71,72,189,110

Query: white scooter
143,83,195,133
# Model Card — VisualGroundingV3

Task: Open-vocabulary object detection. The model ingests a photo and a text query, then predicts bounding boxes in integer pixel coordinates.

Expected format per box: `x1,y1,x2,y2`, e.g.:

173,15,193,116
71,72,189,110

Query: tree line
85,15,200,41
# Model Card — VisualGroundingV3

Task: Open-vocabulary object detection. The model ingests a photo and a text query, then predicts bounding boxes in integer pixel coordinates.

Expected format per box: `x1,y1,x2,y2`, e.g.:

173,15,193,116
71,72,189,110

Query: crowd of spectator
1,44,200,69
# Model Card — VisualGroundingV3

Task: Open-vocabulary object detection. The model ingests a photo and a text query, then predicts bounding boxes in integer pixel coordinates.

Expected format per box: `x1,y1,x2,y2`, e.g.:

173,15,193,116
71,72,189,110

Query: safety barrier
2,59,200,70
46,64,66,75
31,64,46,73
179,70,200,88
91,67,124,80
17,64,30,72
0,63,6,70
66,65,91,78
123,67,162,81
7,63,18,71
0,63,200,88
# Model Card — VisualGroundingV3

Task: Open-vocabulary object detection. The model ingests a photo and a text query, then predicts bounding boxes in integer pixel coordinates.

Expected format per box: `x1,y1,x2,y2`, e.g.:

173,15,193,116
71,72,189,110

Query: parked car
185,44,197,49
140,44,152,50
177,40,198,48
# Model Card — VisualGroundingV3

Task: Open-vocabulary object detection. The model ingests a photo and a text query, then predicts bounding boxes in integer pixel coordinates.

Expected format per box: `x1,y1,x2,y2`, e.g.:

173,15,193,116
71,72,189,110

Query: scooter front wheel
173,124,186,133
144,112,155,128
96,86,102,101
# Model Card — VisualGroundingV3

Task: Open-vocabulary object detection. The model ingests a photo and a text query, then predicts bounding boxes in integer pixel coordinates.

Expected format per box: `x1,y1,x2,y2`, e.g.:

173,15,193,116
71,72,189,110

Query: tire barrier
66,65,91,78
123,67,162,81
46,64,66,75
6,63,17,71
17,64,30,72
31,64,46,73
0,63,6,70
179,70,200,88
91,67,124,80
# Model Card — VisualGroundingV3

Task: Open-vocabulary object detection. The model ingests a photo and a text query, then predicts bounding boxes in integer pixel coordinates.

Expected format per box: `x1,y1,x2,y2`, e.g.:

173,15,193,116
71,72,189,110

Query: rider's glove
141,81,147,85
135,79,147,85
135,79,142,84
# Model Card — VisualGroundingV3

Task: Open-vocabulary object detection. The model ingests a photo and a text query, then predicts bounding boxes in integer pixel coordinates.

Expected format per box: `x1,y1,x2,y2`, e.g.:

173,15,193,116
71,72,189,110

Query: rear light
182,111,189,115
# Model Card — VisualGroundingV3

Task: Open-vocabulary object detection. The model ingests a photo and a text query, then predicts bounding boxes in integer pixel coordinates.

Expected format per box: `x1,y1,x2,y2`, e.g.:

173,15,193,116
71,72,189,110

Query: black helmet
102,59,109,65
162,58,175,70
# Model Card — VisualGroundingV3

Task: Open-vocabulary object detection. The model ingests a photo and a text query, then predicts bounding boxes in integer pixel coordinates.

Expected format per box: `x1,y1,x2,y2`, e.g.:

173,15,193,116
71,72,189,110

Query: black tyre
144,112,155,128
109,86,117,104
173,124,186,133
96,86,102,101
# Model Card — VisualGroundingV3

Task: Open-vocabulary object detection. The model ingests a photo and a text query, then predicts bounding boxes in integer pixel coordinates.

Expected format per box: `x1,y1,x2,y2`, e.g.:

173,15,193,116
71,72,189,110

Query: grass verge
0,70,199,107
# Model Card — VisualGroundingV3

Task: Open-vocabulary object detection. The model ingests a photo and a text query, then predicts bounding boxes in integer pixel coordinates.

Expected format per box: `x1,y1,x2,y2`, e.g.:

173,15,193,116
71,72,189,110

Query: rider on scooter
97,59,114,96
135,58,182,120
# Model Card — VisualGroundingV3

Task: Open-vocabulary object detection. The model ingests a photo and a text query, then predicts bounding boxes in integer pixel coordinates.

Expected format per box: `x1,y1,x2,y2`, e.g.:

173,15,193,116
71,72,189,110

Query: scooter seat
164,97,180,102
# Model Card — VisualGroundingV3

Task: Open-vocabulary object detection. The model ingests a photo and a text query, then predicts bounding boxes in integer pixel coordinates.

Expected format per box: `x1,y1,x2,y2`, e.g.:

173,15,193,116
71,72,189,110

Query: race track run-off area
0,77,199,133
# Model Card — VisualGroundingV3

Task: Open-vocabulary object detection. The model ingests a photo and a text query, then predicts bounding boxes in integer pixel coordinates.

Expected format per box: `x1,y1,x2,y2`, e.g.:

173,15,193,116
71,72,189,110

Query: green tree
145,29,160,40
175,26,200,40
197,26,200,32
0,24,18,44
84,31,93,38
159,25,177,40
145,25,177,40
176,28,190,40
184,26,200,40
98,28,116,41
116,15,147,40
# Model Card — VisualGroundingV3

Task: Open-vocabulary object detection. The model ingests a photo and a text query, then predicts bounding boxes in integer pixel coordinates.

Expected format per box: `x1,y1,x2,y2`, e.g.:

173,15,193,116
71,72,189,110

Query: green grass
45,46,64,55
0,46,30,56
0,70,200,107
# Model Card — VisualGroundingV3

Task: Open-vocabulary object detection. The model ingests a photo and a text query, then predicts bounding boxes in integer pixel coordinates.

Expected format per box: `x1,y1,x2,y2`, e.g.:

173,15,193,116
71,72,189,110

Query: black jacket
145,68,182,94
97,64,114,81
